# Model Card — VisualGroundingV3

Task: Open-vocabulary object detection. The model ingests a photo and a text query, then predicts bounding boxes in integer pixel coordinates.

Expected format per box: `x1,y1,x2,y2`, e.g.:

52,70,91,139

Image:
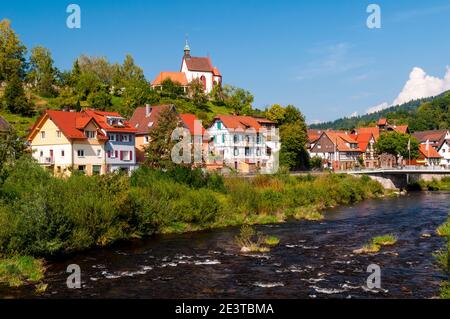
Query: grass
0,256,45,287
264,236,280,246
235,225,272,253
354,234,397,255
437,220,450,237
417,178,450,191
435,217,450,299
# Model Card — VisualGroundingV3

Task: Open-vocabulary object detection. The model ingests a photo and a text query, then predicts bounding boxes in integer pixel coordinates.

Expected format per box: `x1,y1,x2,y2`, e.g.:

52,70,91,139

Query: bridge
348,167,450,190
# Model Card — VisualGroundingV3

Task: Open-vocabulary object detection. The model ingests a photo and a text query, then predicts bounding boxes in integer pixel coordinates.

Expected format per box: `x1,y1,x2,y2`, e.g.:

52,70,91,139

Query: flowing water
1,192,449,299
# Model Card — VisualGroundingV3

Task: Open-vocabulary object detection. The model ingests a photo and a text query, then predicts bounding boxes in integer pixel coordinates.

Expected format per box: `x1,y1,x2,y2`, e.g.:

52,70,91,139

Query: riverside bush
0,158,385,258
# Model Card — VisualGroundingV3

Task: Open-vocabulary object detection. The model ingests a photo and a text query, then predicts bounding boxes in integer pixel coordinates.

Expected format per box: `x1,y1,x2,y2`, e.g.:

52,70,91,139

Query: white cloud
366,67,450,114
349,111,358,118
366,102,389,114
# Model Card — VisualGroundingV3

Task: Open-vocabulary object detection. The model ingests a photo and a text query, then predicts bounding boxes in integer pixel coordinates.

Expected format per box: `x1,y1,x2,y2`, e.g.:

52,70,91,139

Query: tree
144,108,179,169
27,46,57,97
279,120,310,170
75,72,102,99
87,89,112,110
375,132,419,159
161,78,185,98
210,83,225,105
189,78,208,107
3,72,34,116
0,127,26,172
120,54,145,84
0,19,27,81
122,79,157,115
266,104,286,125
49,86,79,110
223,85,253,115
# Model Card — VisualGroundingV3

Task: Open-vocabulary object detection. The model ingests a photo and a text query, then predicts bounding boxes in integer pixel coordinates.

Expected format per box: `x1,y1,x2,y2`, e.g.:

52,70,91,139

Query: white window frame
77,150,85,158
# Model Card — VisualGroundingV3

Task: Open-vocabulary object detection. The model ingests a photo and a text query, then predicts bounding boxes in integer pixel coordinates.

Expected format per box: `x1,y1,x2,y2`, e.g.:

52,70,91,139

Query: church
151,42,222,94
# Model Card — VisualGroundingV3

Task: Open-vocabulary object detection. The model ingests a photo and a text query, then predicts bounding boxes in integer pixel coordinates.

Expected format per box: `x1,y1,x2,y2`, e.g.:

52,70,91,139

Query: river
1,192,449,299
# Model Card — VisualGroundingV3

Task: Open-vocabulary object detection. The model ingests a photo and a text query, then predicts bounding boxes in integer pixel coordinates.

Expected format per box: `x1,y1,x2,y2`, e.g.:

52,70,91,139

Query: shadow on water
1,192,449,299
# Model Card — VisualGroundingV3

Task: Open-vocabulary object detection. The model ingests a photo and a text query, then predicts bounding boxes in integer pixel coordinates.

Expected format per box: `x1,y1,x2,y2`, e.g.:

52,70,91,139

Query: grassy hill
310,91,450,131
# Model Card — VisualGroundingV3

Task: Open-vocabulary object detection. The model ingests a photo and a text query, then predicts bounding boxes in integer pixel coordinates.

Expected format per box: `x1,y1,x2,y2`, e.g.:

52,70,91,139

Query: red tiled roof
377,118,388,126
179,113,206,136
214,115,266,131
419,144,442,159
393,125,409,134
212,67,221,77
28,110,115,141
84,109,137,133
354,132,374,152
152,72,189,86
129,105,175,135
354,127,380,140
324,131,362,152
184,56,214,72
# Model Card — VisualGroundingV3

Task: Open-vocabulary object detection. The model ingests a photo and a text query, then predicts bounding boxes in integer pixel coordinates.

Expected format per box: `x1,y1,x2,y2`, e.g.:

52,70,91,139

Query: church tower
184,40,191,59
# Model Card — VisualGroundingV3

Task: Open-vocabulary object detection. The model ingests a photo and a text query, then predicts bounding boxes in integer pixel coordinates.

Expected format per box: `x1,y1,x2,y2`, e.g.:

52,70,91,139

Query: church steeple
184,39,191,58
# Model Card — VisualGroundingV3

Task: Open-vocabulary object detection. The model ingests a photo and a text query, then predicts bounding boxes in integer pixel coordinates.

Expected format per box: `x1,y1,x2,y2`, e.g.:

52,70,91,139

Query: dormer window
85,131,96,139
41,131,46,139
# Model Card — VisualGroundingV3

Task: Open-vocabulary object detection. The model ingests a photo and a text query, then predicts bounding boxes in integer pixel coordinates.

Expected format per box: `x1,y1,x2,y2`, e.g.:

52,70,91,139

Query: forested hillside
310,91,450,132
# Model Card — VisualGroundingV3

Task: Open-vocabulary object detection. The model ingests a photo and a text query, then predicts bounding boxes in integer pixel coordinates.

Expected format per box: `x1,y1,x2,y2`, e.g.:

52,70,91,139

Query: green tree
3,72,34,116
189,78,208,108
0,127,26,176
279,121,310,170
266,104,286,125
161,78,185,98
223,85,254,115
375,132,419,159
49,86,79,110
121,79,157,115
87,89,112,110
0,19,27,81
144,107,179,169
27,46,57,97
75,72,102,99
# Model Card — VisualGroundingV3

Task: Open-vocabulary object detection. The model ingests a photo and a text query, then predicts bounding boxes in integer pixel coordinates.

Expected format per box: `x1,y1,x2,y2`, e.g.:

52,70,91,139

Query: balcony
38,157,54,165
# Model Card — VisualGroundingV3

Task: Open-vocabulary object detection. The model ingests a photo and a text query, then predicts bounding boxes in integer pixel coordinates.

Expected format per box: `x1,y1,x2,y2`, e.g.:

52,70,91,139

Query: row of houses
26,105,279,176
308,118,450,170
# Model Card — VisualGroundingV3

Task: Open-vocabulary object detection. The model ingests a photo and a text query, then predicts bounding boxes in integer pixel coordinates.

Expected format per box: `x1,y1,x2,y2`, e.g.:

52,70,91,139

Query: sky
2,0,450,123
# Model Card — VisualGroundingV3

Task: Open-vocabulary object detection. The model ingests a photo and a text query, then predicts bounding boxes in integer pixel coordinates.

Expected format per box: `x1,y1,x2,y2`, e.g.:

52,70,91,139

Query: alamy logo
66,264,81,289
170,120,280,174
367,4,381,29
366,264,381,289
66,4,81,29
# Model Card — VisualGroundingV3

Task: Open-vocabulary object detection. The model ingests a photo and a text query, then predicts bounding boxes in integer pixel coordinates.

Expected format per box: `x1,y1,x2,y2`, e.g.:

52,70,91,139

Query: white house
151,42,222,94
207,115,279,173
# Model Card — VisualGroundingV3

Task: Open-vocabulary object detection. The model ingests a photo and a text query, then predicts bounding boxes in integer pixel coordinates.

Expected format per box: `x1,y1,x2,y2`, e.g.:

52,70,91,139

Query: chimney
145,104,152,117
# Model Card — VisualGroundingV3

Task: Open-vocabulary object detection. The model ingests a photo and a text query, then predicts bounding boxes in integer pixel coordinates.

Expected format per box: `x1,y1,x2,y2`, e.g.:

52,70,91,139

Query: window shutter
120,135,123,142
130,151,133,161
107,151,111,158
120,151,123,160
115,150,118,158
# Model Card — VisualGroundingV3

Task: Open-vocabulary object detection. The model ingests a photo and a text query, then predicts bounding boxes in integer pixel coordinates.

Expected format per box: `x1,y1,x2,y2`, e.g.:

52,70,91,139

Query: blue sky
2,0,450,122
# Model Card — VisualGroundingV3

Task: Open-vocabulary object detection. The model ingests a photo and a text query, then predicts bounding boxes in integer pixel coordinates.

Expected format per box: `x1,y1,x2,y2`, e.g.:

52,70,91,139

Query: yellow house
27,110,109,176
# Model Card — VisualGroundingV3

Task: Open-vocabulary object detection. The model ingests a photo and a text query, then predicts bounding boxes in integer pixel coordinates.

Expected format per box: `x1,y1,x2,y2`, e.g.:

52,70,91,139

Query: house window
234,147,239,156
57,130,61,138
217,122,222,130
121,151,132,161
245,147,251,156
92,165,101,175
97,149,101,157
85,131,96,139
256,134,261,144
144,135,150,144
222,135,225,143
78,165,86,172
61,150,65,157
256,148,261,156
234,135,239,144
110,134,116,141
122,134,130,142
40,150,44,157
41,131,46,139
77,150,85,157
